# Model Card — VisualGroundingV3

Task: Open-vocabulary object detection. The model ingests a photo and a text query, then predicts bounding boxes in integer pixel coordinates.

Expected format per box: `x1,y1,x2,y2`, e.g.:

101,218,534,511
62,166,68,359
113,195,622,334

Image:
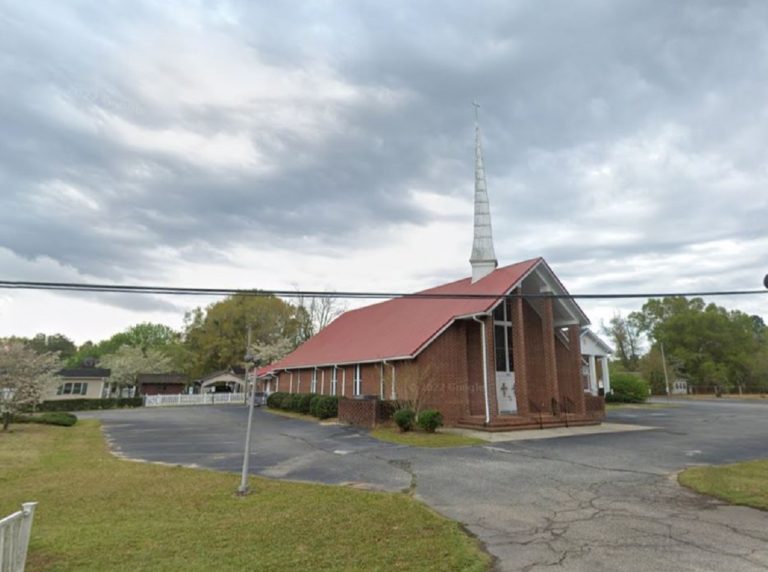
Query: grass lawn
0,421,489,571
679,460,768,511
370,427,487,448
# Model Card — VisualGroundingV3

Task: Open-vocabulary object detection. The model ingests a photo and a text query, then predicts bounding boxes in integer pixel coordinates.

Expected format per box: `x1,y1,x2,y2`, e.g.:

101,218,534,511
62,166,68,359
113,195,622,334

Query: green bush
297,393,314,414
315,396,339,419
267,392,287,409
393,408,415,432
37,398,143,412
606,373,650,403
12,412,78,427
309,395,322,417
417,410,443,433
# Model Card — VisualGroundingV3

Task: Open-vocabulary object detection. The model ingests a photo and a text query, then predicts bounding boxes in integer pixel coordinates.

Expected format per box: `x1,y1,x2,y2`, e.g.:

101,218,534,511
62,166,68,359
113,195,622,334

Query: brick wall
338,398,377,428
391,320,474,425
465,320,486,416
585,395,605,418
522,300,547,411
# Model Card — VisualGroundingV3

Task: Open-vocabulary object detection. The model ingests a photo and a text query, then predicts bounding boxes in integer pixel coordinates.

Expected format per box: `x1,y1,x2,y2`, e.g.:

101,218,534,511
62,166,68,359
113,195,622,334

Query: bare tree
394,363,436,413
601,313,641,370
0,343,60,430
294,290,348,342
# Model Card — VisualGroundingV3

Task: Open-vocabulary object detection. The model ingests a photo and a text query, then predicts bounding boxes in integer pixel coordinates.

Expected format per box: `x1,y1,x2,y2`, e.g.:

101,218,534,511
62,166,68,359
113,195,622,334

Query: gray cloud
1,0,767,314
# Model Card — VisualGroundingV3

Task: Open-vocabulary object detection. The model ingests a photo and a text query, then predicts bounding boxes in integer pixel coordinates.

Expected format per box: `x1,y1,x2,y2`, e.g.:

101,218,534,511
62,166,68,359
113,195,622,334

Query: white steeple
470,101,498,283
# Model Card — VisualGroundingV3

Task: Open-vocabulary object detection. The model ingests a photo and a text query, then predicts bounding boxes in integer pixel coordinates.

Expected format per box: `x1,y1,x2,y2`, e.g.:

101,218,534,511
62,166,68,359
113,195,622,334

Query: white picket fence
0,502,37,572
144,393,247,407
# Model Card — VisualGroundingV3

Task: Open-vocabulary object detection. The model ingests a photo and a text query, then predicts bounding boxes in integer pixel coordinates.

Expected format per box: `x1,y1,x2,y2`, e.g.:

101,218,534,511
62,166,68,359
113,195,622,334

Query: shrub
315,396,339,420
309,395,322,417
281,394,296,410
12,412,78,426
393,408,415,432
267,392,287,409
37,398,143,412
417,410,443,433
378,400,398,422
606,373,650,403
297,393,314,414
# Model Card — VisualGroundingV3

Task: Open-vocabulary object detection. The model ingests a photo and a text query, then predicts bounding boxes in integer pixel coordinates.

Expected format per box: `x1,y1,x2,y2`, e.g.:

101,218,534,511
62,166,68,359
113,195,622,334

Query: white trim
331,366,338,396
601,356,610,393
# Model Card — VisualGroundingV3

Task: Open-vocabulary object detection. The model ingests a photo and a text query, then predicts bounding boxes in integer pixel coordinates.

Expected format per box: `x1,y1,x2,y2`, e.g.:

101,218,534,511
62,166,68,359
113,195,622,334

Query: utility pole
238,324,259,496
660,341,671,396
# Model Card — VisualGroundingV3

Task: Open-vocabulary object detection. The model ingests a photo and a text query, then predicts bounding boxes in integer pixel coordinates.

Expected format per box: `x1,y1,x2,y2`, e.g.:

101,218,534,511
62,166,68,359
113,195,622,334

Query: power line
0,280,766,300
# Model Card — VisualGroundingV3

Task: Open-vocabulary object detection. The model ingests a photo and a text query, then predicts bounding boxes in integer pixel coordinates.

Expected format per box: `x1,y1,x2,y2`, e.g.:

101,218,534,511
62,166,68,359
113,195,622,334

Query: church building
257,116,605,430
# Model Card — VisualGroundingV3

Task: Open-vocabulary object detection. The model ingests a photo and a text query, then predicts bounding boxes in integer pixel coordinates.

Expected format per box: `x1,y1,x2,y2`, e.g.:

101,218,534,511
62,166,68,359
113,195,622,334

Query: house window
353,365,362,396
58,382,88,396
331,367,338,396
311,370,318,393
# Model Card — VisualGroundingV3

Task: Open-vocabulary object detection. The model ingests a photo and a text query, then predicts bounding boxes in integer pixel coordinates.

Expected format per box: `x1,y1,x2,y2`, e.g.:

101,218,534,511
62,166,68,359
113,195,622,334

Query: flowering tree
100,345,172,396
0,343,61,431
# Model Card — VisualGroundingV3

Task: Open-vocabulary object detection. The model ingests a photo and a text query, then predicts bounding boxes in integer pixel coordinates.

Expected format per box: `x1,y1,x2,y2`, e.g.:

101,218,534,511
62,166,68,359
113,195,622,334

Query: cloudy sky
1,0,767,345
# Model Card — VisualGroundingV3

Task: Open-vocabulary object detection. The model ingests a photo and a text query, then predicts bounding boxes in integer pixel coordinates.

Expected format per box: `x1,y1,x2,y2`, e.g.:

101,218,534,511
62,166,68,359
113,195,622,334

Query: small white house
671,379,689,395
580,329,612,396
46,367,112,400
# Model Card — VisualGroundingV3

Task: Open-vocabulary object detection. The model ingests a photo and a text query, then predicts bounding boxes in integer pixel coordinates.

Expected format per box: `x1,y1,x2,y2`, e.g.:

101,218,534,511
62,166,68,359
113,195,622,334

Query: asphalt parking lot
87,399,768,571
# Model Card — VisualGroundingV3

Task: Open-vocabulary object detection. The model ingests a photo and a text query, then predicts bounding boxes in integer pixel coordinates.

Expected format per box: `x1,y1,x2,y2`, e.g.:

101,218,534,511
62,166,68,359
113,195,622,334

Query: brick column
485,317,499,419
568,325,586,414
541,294,559,414
511,293,529,415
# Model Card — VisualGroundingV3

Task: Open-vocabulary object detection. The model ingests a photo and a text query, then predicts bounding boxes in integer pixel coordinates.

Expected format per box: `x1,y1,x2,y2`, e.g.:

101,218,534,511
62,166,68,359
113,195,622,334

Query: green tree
27,334,77,360
123,323,180,351
632,297,763,393
184,294,304,379
68,323,181,367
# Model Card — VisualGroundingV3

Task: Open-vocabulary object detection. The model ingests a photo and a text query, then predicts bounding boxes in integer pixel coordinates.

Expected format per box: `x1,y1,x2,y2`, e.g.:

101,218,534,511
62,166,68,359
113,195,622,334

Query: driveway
87,400,768,571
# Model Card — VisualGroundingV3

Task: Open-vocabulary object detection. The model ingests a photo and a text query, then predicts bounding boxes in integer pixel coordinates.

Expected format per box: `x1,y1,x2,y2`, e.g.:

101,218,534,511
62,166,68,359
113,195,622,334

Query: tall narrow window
493,301,513,373
354,364,362,396
331,367,338,396
311,369,318,393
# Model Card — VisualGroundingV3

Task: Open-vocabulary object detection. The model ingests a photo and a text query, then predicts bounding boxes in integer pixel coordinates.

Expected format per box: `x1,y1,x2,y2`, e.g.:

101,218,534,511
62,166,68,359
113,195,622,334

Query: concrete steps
456,413,601,432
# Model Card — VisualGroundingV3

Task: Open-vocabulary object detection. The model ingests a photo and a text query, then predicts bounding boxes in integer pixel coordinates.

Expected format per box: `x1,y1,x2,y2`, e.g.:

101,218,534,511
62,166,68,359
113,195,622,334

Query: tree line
2,293,345,387
603,296,768,394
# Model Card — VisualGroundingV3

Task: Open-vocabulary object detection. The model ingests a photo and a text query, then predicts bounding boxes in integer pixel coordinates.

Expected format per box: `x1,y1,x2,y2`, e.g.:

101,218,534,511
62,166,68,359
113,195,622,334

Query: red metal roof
258,258,542,375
